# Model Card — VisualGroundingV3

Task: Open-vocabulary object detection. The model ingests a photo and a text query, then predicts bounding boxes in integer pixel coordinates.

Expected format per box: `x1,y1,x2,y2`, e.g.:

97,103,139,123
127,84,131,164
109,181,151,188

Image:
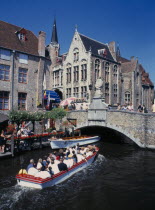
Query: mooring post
11,134,14,157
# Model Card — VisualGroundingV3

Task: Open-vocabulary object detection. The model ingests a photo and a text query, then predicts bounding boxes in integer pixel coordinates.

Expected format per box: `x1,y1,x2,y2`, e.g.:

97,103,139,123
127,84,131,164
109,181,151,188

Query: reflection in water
0,142,155,210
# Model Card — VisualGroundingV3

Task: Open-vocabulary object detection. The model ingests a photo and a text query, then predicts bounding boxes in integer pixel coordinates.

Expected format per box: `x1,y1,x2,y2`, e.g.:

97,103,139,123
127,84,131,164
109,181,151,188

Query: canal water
0,141,155,210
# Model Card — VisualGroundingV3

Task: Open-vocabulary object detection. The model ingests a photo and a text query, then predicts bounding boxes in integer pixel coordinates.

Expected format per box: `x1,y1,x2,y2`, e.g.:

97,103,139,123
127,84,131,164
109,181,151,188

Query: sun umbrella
60,97,76,106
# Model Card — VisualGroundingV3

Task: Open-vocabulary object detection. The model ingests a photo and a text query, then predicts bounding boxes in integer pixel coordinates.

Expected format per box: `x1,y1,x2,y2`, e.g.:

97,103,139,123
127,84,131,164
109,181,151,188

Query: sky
1,0,155,83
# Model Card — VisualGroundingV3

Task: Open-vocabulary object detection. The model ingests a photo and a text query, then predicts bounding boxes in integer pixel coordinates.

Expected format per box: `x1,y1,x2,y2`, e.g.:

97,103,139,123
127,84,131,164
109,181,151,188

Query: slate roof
0,20,39,56
79,33,115,61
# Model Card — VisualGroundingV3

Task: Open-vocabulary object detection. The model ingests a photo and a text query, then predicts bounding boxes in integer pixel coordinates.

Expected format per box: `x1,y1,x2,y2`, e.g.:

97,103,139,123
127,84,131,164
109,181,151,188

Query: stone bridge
65,97,155,149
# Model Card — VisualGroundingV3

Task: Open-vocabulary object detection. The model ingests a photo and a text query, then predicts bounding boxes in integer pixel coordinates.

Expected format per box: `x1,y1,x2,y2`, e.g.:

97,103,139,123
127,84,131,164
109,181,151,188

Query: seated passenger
85,149,93,157
80,147,85,155
36,158,43,171
48,159,60,174
72,150,77,165
28,167,38,176
58,158,68,171
64,157,73,168
27,159,35,172
77,150,85,162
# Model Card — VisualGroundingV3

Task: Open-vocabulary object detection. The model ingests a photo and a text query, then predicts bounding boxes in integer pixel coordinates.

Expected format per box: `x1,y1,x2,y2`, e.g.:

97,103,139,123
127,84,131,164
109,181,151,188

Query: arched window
105,62,109,82
95,59,100,81
113,65,117,79
73,48,79,61
125,91,131,103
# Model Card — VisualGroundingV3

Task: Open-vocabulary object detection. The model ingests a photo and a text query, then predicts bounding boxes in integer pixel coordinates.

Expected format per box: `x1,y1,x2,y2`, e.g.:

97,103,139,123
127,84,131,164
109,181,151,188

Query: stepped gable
121,60,137,73
0,20,39,56
139,64,154,87
79,33,115,61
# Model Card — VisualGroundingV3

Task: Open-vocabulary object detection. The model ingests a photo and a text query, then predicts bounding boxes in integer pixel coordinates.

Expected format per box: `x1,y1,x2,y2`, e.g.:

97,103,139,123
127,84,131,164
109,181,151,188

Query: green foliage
9,110,29,123
49,108,66,120
9,108,66,124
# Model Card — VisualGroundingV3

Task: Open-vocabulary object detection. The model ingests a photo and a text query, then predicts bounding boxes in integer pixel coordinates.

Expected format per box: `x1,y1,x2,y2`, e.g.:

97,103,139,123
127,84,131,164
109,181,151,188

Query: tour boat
16,148,99,189
49,135,100,149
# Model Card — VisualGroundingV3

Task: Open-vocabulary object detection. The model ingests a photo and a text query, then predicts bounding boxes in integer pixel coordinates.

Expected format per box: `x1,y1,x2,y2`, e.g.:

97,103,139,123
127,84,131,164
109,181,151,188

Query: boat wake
0,185,31,210
0,154,106,210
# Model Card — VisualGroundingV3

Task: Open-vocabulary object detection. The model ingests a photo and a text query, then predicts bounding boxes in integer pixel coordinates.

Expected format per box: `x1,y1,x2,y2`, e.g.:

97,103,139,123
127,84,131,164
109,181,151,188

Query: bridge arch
75,124,144,148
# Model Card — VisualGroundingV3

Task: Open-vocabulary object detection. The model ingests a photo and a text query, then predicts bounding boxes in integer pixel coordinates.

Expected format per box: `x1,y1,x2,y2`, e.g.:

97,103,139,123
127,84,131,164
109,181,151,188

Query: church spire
51,18,58,44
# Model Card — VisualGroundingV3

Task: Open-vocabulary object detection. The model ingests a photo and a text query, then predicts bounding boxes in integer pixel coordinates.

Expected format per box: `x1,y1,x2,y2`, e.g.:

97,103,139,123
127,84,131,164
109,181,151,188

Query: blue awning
43,90,60,103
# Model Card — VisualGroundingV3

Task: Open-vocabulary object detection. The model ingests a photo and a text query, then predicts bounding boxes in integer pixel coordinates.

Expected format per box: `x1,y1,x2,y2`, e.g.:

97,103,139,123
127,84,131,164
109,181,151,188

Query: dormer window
98,48,107,57
16,28,27,41
18,33,25,41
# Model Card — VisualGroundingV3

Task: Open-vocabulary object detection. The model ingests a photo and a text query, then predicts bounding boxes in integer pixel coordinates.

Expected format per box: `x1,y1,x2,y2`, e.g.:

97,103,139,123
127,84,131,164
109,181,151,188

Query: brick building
0,20,52,114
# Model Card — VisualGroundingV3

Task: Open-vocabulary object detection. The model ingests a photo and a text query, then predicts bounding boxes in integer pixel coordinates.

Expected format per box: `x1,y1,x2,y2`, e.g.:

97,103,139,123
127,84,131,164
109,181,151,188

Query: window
18,93,27,110
113,84,117,104
73,66,79,82
81,86,87,98
73,48,79,61
66,67,71,83
18,33,25,41
73,87,79,98
66,88,71,98
0,64,10,81
0,91,9,110
113,65,117,79
19,53,28,64
0,49,11,60
54,71,59,86
81,64,87,81
18,68,28,83
105,62,109,82
95,59,100,81
125,91,131,103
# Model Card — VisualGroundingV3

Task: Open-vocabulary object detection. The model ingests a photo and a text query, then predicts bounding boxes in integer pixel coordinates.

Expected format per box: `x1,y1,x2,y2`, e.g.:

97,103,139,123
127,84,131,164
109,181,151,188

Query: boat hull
49,136,100,149
16,151,98,189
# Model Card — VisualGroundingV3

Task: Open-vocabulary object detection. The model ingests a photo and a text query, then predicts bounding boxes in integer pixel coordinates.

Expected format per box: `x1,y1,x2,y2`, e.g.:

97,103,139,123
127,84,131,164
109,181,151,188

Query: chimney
38,31,46,57
108,41,116,60
130,56,135,61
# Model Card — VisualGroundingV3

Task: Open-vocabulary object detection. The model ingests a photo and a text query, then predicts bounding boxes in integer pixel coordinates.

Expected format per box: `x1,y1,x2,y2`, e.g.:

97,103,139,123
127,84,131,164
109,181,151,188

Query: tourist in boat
76,150,85,162
36,158,43,171
48,158,60,174
85,148,93,157
27,159,35,172
58,158,68,171
72,150,77,164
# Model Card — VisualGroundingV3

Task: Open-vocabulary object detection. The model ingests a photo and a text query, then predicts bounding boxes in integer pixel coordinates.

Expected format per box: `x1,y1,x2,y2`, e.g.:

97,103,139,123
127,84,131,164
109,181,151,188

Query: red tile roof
0,20,39,56
116,55,129,63
139,64,154,86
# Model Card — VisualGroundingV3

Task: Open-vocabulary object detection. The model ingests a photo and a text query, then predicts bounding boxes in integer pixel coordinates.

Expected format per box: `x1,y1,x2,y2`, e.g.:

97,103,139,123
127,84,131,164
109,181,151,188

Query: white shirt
77,154,85,162
37,162,42,170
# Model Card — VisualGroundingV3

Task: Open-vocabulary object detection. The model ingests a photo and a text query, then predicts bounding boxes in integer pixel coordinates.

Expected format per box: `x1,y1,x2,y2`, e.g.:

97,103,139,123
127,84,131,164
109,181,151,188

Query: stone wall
67,109,155,149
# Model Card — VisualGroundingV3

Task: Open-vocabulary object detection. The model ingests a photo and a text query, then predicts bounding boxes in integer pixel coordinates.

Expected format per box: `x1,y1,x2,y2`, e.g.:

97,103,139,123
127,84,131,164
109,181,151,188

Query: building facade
50,22,154,111
0,19,154,114
0,20,52,114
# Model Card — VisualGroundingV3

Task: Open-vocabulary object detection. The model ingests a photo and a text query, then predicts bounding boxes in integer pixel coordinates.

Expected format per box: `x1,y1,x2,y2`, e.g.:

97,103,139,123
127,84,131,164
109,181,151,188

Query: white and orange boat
16,148,99,189
49,135,100,149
